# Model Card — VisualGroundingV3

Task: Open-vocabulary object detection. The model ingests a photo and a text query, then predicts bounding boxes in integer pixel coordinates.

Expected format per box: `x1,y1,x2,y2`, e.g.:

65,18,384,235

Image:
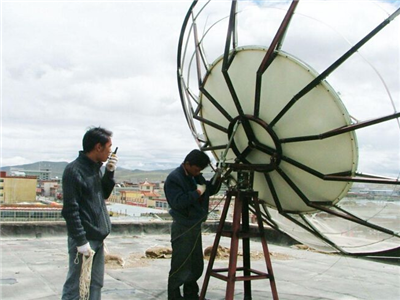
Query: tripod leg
242,194,252,300
225,191,243,300
200,193,232,300
253,195,279,300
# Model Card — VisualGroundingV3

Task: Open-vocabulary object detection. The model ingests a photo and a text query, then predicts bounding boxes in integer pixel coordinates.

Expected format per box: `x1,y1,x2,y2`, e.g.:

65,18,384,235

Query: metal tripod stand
200,168,279,300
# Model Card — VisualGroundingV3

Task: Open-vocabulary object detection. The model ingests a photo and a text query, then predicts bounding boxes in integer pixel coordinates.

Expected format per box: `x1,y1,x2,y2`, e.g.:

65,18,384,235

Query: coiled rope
74,249,96,300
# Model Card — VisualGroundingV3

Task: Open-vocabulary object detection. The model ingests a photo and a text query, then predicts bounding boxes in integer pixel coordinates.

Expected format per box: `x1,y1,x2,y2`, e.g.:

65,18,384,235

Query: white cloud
1,1,197,169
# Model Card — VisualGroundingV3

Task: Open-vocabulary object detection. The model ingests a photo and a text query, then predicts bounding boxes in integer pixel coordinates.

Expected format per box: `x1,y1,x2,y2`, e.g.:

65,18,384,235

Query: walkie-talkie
107,147,118,172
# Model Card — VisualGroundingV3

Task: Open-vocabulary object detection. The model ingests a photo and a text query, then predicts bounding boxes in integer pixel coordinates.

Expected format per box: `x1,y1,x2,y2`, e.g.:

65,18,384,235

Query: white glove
77,242,92,256
106,154,118,171
197,184,206,196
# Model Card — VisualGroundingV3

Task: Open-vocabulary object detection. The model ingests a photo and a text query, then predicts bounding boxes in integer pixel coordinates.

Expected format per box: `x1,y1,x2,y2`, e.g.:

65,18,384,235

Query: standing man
61,127,118,300
164,149,222,300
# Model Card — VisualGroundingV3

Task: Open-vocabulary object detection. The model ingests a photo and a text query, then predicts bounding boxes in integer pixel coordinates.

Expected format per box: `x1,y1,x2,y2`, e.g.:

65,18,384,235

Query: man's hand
77,242,92,256
197,184,206,196
106,154,118,172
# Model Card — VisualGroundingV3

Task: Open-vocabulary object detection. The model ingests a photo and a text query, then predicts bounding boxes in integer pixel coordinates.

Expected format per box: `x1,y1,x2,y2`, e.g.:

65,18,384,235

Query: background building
0,171,37,204
40,179,62,198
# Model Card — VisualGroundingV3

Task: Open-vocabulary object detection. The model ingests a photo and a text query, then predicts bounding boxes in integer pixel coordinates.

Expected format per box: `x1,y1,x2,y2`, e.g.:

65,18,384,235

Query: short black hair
184,149,210,169
82,127,112,153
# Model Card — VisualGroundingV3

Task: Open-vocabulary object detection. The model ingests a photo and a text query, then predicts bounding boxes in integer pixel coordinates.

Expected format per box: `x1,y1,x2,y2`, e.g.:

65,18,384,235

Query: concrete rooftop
0,221,399,300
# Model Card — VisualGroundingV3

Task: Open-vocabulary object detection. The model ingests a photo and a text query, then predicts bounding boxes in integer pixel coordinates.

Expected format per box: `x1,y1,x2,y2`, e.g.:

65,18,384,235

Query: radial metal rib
254,0,299,116
276,167,400,237
269,7,400,128
280,112,400,143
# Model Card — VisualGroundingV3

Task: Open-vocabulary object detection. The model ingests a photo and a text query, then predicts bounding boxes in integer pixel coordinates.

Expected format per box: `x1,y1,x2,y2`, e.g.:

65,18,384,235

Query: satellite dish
200,47,356,213
177,1,400,254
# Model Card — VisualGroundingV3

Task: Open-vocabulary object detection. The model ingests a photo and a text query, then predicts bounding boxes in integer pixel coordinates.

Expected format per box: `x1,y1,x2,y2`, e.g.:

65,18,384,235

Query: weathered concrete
0,222,399,300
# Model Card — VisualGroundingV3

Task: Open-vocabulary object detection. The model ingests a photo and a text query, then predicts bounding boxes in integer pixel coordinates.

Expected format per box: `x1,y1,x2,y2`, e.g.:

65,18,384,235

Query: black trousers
168,222,203,300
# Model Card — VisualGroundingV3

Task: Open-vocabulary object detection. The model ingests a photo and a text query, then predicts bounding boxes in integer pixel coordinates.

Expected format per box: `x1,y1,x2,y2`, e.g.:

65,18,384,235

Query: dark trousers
168,222,204,300
62,238,105,300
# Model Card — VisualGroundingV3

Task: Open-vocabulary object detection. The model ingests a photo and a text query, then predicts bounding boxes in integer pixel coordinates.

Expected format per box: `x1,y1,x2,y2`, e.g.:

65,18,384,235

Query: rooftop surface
1,223,399,300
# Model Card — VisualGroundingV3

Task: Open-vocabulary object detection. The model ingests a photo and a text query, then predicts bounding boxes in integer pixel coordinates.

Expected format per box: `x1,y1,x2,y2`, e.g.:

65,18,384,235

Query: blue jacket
164,165,221,227
62,151,115,246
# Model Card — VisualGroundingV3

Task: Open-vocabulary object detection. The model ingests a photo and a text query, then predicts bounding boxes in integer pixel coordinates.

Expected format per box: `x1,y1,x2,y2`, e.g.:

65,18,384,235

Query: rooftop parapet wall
0,220,298,246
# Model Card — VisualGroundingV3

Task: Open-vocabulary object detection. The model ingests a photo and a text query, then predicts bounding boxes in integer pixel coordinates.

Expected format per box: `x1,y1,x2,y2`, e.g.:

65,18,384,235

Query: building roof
0,223,398,300
140,180,155,186
141,191,160,197
0,204,62,210
0,175,38,179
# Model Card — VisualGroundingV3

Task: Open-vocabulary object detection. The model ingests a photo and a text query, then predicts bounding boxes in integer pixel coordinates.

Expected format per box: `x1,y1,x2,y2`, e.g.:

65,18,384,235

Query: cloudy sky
1,0,399,176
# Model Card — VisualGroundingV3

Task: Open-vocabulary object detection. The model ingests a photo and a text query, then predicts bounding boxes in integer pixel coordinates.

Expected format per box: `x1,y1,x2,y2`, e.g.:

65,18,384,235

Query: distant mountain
115,168,173,183
0,161,173,183
0,161,68,179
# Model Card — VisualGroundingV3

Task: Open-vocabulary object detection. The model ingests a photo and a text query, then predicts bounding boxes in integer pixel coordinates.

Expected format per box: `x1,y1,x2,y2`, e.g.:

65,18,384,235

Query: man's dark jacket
62,151,115,246
164,165,221,227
